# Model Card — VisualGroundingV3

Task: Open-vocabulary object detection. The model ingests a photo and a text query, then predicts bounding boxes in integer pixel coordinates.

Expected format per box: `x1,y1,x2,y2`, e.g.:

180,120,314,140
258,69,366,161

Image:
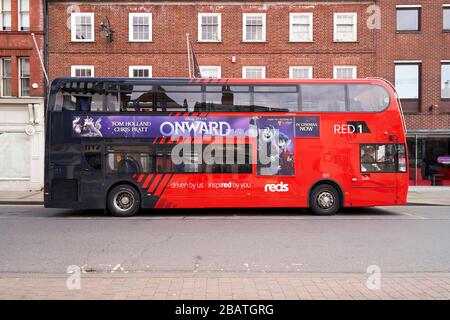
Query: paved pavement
2,186,450,205
0,204,449,299
1,272,449,300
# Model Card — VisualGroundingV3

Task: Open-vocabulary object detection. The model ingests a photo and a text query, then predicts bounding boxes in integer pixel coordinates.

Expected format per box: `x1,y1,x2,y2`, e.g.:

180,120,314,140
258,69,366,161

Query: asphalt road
0,205,449,274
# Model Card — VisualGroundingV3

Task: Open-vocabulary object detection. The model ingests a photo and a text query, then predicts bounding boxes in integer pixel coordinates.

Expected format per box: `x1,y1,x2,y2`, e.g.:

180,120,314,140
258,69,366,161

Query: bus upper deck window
301,84,346,112
349,85,390,112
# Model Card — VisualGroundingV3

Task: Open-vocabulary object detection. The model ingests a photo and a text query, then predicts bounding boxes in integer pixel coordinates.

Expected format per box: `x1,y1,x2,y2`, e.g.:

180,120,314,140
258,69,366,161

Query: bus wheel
107,185,140,217
310,184,340,216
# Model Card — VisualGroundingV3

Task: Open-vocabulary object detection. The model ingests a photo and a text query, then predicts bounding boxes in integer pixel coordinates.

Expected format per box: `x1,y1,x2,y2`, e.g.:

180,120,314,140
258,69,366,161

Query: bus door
349,143,398,206
79,143,104,206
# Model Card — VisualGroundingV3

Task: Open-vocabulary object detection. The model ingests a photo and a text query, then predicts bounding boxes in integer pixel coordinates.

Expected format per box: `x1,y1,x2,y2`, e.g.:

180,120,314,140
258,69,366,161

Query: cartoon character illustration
72,116,103,137
277,132,294,176
257,124,281,175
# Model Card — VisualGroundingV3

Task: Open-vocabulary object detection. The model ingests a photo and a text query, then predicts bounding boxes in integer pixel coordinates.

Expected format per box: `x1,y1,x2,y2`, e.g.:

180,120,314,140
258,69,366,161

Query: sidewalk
407,186,450,206
0,190,43,204
1,187,450,206
0,272,449,300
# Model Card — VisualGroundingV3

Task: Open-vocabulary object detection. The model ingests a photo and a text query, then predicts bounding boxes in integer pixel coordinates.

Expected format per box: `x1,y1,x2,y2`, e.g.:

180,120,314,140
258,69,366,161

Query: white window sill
71,40,95,43
197,40,222,43
288,40,314,43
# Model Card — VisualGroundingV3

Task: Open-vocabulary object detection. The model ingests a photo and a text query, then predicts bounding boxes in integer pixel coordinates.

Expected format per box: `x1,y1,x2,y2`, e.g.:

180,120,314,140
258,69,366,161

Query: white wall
0,98,45,191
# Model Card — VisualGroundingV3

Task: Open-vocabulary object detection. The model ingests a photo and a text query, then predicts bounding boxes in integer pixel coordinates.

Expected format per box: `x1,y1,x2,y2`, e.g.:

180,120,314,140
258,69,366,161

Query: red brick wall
46,0,450,131
0,0,45,97
376,0,450,131
47,1,376,79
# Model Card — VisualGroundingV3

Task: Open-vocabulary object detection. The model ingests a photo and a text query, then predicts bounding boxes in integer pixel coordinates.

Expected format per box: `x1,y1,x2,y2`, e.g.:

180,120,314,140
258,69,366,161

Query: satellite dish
100,16,114,43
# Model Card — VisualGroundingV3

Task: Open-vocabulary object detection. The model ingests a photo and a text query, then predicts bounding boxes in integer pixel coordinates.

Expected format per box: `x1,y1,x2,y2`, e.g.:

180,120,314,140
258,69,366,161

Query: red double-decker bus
44,77,408,216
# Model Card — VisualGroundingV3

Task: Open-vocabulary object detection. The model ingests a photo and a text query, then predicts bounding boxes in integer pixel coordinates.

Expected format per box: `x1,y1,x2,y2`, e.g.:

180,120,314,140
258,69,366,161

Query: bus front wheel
310,184,340,216
107,184,140,217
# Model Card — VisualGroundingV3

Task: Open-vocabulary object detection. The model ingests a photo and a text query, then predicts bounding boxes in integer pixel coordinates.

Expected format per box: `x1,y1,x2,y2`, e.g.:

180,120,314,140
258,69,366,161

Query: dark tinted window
301,84,346,112
106,145,152,174
396,8,420,31
254,92,298,112
156,143,252,174
120,86,154,112
157,85,202,112
203,85,252,112
54,81,108,112
348,85,390,112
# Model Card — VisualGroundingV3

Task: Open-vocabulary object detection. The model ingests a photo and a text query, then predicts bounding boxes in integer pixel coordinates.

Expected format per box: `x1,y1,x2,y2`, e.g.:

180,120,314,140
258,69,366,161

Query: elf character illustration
72,116,103,137
277,132,294,176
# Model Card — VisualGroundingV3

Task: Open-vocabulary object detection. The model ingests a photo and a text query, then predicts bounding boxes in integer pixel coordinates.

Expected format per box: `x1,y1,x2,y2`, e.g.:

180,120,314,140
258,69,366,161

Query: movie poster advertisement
71,114,295,176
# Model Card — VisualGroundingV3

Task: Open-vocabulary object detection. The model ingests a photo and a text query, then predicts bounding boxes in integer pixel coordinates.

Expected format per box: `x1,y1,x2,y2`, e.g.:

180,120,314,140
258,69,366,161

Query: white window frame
333,66,357,79
128,66,152,78
18,0,29,31
394,61,421,99
289,13,313,42
242,13,266,42
289,66,313,79
0,0,12,31
128,12,152,42
71,65,95,77
70,12,95,42
333,12,357,42
198,13,222,42
0,57,12,97
18,57,30,97
199,66,222,79
242,66,266,79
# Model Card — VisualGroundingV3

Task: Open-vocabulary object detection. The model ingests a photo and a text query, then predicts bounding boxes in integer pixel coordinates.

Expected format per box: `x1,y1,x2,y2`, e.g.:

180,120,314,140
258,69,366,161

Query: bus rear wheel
310,184,340,216
107,185,140,217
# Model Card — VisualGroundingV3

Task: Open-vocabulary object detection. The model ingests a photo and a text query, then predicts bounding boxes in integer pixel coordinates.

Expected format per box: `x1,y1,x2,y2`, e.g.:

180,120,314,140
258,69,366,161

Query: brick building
44,0,450,186
0,0,45,191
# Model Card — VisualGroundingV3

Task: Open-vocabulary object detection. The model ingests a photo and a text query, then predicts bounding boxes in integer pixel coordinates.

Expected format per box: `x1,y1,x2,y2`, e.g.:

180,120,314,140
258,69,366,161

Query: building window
18,0,29,31
129,66,152,78
199,66,221,79
242,66,266,79
129,13,152,42
71,65,94,77
333,13,357,42
71,13,94,42
444,6,450,31
19,58,30,97
395,62,421,113
1,58,12,96
396,6,421,32
289,66,313,79
0,0,11,31
442,63,450,99
243,13,266,42
289,13,313,42
333,66,357,79
198,13,221,42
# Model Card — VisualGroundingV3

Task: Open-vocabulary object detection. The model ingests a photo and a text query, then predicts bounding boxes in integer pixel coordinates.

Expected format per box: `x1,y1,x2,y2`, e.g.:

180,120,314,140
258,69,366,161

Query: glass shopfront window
407,135,450,186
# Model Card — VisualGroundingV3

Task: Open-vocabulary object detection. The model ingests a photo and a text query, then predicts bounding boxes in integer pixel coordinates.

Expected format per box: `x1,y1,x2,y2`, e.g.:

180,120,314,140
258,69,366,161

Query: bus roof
50,77,392,88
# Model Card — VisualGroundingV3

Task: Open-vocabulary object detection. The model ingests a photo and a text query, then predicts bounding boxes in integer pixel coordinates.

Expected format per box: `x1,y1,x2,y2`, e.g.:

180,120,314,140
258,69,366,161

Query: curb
0,201,43,205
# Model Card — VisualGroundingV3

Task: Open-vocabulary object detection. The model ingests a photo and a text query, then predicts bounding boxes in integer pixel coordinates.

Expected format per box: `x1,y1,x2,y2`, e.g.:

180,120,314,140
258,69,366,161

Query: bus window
253,85,298,112
120,85,154,112
348,85,390,112
157,85,202,112
204,85,251,112
360,144,404,173
106,145,152,174
54,81,105,112
84,152,102,170
301,84,346,112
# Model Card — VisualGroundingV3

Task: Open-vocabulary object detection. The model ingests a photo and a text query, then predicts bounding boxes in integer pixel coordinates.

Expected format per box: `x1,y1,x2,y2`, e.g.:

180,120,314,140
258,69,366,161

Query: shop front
407,132,450,186
0,98,45,191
